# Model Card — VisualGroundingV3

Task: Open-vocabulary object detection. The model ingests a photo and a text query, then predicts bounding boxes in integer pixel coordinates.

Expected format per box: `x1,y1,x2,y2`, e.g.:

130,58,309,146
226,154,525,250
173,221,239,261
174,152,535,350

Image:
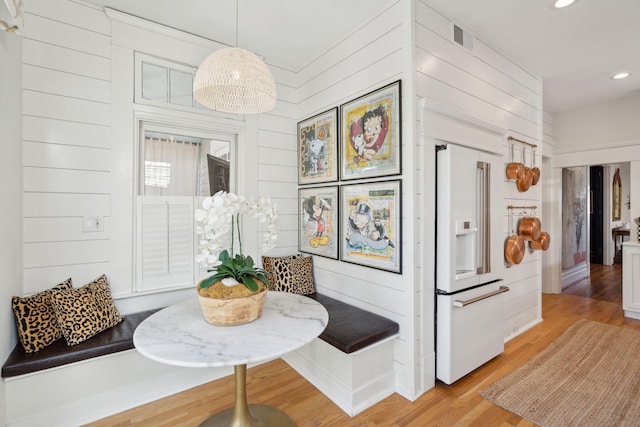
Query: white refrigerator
435,143,508,385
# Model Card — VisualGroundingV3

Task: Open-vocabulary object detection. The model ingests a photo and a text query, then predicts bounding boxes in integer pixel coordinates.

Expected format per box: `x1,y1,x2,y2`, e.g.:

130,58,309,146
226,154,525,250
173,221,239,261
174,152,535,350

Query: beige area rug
480,319,640,427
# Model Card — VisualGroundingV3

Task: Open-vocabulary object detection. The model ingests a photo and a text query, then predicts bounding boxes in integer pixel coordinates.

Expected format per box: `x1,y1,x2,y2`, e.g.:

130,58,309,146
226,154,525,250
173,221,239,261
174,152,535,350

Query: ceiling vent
453,24,474,51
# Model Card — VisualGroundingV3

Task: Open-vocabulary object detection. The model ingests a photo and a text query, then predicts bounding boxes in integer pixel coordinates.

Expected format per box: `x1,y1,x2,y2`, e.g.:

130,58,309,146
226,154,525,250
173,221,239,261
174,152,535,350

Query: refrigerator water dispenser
455,219,476,279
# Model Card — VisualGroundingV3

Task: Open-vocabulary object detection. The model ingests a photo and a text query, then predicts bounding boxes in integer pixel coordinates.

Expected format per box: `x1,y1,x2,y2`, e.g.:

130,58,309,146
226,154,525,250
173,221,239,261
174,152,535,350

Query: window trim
132,106,240,294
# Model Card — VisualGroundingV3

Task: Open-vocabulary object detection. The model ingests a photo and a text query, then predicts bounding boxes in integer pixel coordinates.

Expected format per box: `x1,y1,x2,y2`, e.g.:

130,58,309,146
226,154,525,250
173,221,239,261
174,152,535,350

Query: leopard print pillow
263,255,315,295
49,275,124,346
262,254,300,285
12,278,73,353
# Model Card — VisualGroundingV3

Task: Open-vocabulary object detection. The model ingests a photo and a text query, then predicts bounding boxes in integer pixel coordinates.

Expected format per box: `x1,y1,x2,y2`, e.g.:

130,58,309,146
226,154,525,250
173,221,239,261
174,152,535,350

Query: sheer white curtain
144,137,200,196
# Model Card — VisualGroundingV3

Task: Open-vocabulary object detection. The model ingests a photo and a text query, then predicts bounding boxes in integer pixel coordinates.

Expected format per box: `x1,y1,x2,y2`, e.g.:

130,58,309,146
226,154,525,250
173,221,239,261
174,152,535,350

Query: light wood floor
87,264,636,427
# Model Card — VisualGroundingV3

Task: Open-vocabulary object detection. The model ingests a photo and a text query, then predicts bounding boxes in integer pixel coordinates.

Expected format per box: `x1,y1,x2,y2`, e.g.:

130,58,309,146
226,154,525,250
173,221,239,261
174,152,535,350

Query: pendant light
193,0,277,114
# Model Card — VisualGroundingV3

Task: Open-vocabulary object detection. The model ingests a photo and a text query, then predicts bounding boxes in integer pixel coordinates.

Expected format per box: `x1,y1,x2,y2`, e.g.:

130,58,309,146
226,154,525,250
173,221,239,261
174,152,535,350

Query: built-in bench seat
284,292,399,416
307,293,399,354
2,309,159,378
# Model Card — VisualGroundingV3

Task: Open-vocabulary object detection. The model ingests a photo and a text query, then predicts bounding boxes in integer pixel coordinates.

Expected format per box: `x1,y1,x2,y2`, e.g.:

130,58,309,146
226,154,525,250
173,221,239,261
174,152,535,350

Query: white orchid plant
195,191,278,292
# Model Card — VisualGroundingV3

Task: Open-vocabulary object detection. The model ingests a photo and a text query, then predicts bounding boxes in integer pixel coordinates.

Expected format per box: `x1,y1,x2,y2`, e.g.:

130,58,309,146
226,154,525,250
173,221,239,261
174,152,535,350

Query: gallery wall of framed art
296,80,403,273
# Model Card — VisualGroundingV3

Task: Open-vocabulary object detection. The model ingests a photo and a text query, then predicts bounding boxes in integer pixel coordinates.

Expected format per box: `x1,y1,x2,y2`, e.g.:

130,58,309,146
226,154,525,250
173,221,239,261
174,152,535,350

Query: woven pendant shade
193,47,277,114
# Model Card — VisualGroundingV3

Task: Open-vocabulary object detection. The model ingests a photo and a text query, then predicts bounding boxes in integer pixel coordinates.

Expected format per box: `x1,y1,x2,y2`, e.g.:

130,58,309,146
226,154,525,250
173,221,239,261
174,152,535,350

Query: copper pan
517,167,533,192
506,143,525,180
505,235,525,265
506,162,525,180
531,149,540,185
518,217,541,241
530,231,550,251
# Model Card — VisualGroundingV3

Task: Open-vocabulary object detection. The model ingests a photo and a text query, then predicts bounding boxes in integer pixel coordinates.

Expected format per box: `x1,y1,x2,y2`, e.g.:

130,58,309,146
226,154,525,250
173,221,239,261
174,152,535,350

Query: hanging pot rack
508,136,537,148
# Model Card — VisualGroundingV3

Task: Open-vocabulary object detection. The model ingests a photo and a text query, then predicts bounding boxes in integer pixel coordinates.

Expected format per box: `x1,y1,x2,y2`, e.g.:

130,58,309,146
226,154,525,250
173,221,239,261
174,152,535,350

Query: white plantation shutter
137,196,194,291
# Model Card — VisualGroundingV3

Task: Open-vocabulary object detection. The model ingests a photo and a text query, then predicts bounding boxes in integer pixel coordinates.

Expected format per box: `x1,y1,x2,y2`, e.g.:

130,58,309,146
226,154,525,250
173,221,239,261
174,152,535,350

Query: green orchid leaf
199,276,219,289
219,250,231,262
240,276,259,292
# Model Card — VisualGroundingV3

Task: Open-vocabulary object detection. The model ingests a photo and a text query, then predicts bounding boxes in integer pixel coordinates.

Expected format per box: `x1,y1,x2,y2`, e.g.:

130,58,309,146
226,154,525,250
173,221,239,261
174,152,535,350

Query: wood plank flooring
86,264,634,427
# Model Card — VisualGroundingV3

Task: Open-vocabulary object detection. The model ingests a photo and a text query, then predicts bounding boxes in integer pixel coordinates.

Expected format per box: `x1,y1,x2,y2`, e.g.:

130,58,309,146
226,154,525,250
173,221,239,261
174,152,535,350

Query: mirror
612,168,622,221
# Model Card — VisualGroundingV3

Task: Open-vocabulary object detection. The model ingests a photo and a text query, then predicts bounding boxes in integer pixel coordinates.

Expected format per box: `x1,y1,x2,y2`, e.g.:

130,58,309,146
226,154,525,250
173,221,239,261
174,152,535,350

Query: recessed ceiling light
612,72,631,80
554,0,575,8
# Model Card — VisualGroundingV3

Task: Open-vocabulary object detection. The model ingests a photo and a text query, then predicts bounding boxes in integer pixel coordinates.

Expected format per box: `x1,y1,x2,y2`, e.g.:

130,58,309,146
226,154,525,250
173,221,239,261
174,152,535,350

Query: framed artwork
297,108,338,185
299,186,339,259
340,180,401,273
340,80,401,181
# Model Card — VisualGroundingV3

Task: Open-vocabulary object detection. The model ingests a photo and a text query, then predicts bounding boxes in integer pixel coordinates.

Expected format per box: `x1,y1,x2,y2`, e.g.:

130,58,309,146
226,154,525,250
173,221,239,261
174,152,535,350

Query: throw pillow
49,275,124,346
11,278,73,353
263,255,316,295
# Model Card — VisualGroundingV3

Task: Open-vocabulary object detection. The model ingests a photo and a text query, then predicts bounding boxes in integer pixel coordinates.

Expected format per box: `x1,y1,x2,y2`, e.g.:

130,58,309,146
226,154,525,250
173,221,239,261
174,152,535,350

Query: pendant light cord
235,0,239,47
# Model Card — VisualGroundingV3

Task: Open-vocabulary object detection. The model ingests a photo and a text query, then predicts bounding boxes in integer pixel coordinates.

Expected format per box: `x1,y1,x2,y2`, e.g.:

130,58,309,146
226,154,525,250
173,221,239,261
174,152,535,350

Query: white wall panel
23,141,110,171
258,164,296,183
23,168,110,194
23,240,110,268
23,217,110,243
415,49,538,123
24,193,110,217
24,13,111,58
25,0,111,35
413,10,539,107
416,73,538,138
23,65,111,103
23,39,111,81
23,91,110,126
23,116,110,149
257,146,297,167
23,262,111,295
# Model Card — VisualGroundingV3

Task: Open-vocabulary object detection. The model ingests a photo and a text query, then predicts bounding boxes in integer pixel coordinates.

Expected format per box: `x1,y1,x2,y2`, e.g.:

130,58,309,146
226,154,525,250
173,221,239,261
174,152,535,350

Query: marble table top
133,291,329,368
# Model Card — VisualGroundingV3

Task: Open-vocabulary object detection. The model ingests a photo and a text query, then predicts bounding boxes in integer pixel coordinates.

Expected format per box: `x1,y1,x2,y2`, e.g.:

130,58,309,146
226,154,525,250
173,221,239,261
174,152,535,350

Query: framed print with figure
299,186,339,259
340,80,401,181
340,180,401,273
297,108,338,185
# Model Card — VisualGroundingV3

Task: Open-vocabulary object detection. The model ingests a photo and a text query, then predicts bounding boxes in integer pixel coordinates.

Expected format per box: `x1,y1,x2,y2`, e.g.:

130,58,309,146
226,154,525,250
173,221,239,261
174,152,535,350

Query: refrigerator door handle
476,161,491,274
453,286,509,307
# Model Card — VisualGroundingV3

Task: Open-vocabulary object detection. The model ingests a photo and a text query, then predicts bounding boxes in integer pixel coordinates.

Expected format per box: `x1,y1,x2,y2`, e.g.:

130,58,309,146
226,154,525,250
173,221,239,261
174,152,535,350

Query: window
135,53,205,110
135,122,235,292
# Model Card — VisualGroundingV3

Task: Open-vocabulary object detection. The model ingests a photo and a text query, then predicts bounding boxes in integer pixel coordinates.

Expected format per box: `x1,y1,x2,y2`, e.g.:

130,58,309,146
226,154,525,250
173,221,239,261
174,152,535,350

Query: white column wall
415,0,543,363
0,28,23,427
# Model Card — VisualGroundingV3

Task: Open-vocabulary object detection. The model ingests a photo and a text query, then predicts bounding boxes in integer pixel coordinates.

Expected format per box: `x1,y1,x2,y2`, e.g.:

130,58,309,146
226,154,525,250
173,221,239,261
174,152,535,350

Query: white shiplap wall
415,0,543,351
294,0,420,398
22,0,113,294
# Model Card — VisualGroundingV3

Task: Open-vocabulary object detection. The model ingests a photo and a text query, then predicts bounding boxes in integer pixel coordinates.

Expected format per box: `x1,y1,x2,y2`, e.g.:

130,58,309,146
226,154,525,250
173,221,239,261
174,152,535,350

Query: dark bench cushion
307,293,399,354
2,309,159,378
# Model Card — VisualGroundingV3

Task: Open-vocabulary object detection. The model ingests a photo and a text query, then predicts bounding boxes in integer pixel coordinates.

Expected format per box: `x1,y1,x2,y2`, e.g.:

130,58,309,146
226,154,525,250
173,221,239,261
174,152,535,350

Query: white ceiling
79,0,640,113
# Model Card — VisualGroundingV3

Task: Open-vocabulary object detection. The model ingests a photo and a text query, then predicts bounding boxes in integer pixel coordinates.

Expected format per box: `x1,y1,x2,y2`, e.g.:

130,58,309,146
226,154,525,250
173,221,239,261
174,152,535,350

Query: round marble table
133,291,328,427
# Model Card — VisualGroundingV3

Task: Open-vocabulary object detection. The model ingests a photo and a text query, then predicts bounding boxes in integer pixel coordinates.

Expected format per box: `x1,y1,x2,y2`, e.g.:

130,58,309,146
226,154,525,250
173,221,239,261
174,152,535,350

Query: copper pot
517,167,533,192
505,235,525,265
531,167,541,185
506,162,525,180
518,217,541,241
530,231,550,251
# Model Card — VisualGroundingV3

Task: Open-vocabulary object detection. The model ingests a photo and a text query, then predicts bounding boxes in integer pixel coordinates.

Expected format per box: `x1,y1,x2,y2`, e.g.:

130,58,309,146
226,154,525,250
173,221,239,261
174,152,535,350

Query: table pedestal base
199,404,295,427
199,364,295,427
